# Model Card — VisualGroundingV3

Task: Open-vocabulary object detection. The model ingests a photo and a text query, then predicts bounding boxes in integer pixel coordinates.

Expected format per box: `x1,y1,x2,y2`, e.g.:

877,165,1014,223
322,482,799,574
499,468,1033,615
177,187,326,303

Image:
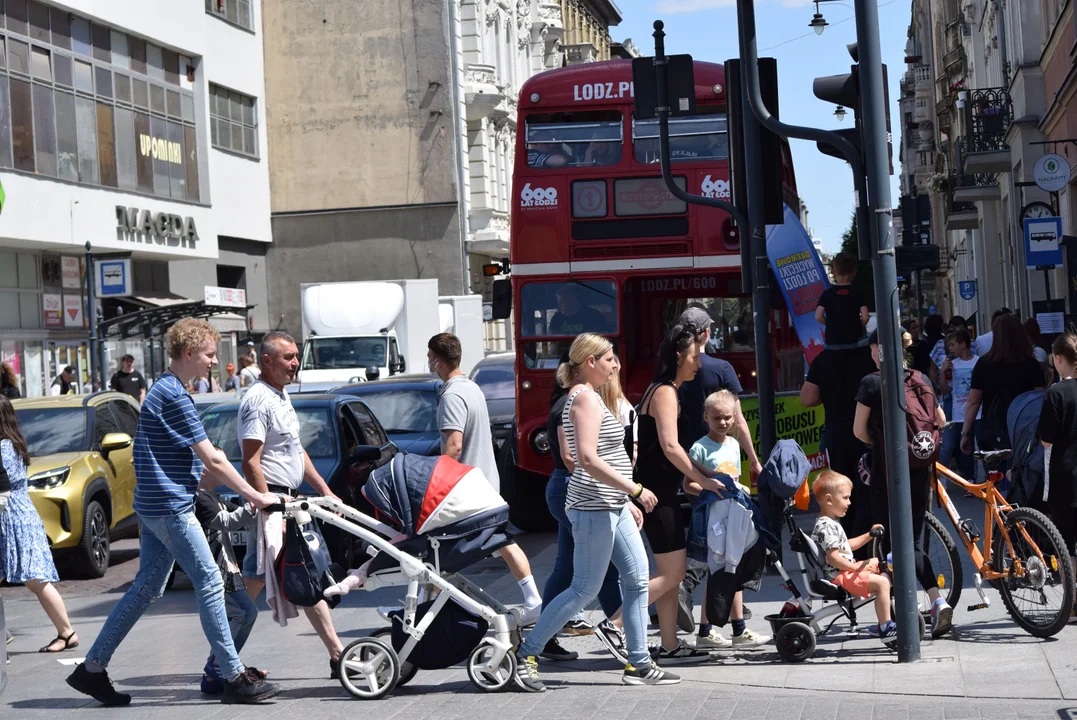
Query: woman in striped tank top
514,334,680,692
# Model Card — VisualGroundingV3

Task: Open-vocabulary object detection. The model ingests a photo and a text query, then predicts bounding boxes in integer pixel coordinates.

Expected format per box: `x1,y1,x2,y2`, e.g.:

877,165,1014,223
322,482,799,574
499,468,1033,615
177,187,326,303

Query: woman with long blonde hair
514,333,677,691
599,354,636,463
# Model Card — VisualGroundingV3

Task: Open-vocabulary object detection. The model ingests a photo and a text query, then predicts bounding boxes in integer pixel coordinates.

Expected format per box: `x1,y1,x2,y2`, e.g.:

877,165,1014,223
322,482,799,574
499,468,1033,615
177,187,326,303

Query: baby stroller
756,442,926,662
269,453,520,699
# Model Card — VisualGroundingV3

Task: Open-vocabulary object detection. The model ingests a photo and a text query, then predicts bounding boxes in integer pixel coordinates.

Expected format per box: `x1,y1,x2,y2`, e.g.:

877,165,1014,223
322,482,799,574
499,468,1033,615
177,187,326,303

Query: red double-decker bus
497,59,801,530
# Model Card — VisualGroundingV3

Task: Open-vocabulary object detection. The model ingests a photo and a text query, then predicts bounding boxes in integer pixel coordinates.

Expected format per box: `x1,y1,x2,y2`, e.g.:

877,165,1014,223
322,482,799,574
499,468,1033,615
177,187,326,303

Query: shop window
70,16,90,57
128,36,145,75
131,78,147,108
162,48,178,86
73,58,92,92
110,30,128,69
6,0,27,36
19,291,38,328
55,90,76,181
17,253,36,288
94,65,111,98
0,252,16,286
10,78,33,171
95,101,116,186
75,95,97,182
0,292,18,327
134,111,152,192
53,53,71,86
184,124,199,202
90,22,109,62
50,8,69,49
167,120,185,199
30,45,50,80
26,0,47,42
32,83,56,176
9,38,28,74
149,83,164,114
0,76,11,168
114,72,130,104
146,43,163,81
114,106,136,190
150,115,168,195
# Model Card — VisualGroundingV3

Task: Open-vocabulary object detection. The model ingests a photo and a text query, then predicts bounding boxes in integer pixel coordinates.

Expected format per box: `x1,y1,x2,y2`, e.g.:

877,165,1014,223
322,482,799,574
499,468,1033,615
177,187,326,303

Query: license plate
230,531,248,547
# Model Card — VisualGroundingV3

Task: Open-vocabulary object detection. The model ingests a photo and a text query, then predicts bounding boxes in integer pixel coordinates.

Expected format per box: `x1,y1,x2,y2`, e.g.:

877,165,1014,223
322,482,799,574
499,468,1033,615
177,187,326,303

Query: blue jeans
939,420,976,479
520,505,650,667
85,510,246,681
207,590,259,676
543,470,622,618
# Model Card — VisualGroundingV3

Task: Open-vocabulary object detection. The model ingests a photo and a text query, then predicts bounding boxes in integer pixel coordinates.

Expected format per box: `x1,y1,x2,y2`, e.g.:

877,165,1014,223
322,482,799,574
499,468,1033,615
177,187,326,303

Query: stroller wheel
338,637,400,700
371,628,418,687
467,641,517,692
775,622,816,663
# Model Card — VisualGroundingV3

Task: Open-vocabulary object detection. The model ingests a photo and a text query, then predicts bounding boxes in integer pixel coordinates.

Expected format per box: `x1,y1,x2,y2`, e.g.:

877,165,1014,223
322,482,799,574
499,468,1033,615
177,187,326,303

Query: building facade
899,0,1077,328
261,0,620,349
0,0,272,396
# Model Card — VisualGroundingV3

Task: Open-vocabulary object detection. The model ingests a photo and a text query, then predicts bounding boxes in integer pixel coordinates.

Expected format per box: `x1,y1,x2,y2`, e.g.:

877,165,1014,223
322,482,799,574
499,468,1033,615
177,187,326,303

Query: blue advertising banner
767,204,829,363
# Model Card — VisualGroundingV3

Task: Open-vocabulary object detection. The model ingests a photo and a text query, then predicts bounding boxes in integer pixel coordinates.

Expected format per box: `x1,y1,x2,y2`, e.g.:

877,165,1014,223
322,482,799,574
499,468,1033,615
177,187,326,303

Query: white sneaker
517,604,542,627
695,629,732,648
731,629,771,647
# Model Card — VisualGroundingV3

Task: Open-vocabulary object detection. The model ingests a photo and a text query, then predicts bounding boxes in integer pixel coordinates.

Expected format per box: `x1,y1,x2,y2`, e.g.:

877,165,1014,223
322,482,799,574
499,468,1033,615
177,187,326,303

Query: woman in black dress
636,322,725,664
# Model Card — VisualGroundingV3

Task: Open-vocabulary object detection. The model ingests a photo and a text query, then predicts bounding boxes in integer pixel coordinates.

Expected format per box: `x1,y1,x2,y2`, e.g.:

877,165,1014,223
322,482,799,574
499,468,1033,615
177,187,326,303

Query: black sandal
39,631,78,653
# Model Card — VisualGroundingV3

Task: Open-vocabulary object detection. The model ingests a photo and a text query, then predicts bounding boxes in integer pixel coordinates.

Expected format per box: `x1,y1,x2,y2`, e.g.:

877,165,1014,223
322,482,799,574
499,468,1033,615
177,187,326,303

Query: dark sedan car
198,393,396,566
470,353,515,448
331,375,443,456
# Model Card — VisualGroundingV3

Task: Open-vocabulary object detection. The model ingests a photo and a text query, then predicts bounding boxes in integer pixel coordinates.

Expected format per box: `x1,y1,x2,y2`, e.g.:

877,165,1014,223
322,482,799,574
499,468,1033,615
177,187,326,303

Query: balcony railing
964,87,1013,152
947,176,976,215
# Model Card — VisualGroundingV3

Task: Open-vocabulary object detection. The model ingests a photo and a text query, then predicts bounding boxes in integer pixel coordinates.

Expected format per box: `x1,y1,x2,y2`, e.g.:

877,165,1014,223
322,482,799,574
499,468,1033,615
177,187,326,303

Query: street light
809,2,829,34
834,105,847,121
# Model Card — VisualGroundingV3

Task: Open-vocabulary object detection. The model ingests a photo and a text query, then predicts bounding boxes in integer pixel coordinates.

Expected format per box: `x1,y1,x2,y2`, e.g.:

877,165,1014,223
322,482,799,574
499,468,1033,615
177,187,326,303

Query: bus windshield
520,280,618,337
526,111,622,169
634,114,729,164
661,297,755,354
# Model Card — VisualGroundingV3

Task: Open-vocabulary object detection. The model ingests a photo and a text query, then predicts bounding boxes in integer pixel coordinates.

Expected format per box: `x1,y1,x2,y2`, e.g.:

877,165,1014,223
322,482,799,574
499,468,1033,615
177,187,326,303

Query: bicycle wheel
991,507,1074,638
922,513,963,609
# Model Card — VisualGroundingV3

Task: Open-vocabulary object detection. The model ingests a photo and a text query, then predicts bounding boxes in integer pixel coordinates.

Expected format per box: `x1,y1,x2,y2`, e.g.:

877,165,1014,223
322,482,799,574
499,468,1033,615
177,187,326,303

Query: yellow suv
12,393,140,578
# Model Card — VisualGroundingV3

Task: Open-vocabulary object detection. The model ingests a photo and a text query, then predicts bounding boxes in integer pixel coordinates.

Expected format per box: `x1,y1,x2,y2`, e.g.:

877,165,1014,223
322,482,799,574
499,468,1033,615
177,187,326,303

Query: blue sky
611,0,909,252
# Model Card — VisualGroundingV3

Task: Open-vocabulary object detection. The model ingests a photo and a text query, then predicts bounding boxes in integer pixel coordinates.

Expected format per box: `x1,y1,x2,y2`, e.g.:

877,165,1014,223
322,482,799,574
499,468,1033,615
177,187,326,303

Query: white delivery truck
297,279,441,388
438,295,485,376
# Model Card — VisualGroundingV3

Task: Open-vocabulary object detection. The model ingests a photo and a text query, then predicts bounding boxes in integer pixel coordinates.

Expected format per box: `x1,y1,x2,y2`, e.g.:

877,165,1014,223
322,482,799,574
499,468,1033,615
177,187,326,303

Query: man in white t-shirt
237,331,344,678
972,307,1011,356
939,329,979,479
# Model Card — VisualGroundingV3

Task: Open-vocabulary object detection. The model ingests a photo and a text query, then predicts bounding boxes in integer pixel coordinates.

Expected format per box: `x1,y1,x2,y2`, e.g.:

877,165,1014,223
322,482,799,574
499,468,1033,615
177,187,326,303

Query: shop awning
99,300,254,340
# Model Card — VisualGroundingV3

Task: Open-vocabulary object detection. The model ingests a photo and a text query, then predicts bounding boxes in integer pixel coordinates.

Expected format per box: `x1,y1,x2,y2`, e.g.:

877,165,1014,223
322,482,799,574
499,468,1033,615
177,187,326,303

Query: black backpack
978,391,1013,451
275,517,341,609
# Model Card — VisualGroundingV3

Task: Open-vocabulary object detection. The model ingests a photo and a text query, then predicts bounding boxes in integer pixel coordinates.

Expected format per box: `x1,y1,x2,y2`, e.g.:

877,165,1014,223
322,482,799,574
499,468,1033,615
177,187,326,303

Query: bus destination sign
573,81,634,102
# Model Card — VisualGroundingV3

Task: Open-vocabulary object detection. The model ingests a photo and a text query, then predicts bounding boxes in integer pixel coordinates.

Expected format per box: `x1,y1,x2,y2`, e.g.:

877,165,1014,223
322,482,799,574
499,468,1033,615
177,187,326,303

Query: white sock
518,575,542,608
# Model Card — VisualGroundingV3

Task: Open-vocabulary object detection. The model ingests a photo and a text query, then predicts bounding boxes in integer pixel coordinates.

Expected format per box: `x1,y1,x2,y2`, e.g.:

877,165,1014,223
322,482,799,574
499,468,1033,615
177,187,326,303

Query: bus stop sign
633,55,696,120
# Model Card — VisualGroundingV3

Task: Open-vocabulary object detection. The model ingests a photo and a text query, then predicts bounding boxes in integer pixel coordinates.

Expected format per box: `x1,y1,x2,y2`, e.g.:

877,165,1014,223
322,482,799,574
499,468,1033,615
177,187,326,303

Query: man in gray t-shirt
438,375,499,490
428,333,542,625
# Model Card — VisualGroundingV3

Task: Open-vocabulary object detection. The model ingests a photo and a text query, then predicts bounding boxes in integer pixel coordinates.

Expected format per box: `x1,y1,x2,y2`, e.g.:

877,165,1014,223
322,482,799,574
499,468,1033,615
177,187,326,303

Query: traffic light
812,43,893,175
725,57,785,226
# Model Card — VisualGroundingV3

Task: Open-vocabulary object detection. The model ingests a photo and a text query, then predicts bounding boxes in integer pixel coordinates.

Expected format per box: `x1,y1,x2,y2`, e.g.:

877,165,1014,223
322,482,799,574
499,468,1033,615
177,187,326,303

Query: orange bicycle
929,449,1074,637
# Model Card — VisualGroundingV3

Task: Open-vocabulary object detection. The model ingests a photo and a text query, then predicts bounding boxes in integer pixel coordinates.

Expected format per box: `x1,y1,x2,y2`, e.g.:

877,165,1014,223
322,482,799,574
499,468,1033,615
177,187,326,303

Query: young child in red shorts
811,470,895,640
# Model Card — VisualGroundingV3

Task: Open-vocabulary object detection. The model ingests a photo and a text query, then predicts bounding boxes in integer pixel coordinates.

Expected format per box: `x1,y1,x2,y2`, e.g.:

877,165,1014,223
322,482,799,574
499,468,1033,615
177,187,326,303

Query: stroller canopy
1007,389,1045,504
757,439,811,501
363,454,509,538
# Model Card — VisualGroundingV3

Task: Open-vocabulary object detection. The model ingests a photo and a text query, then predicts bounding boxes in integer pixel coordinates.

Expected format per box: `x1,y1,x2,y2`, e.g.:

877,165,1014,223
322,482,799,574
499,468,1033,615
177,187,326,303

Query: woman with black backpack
854,329,953,637
960,313,1045,457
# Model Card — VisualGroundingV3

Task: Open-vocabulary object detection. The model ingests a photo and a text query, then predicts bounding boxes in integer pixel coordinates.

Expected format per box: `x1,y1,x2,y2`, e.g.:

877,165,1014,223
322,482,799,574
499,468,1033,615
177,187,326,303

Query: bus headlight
531,429,551,455
522,380,532,391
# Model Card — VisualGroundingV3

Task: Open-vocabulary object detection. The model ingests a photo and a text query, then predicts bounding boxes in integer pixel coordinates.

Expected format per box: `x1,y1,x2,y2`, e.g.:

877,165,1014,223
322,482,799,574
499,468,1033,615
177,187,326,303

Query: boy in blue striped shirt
67,318,280,707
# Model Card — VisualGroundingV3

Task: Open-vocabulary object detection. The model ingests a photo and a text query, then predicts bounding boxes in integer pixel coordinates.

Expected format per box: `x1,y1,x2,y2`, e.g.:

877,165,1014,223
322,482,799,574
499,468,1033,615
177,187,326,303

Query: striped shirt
563,388,632,511
132,373,208,517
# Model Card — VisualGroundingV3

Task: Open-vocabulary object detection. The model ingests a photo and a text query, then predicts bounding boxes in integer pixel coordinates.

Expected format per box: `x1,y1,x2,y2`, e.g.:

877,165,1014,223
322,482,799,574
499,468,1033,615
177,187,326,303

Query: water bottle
886,552,893,574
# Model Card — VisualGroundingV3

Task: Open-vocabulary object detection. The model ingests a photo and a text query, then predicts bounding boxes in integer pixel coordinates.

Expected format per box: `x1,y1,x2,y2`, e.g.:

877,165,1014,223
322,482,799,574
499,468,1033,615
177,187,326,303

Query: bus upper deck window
633,114,729,164
525,111,623,169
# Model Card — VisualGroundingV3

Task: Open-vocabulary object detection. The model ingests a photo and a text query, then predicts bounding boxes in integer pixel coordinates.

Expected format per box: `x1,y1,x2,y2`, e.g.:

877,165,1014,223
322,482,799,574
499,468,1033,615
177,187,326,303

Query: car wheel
496,441,555,533
76,500,110,579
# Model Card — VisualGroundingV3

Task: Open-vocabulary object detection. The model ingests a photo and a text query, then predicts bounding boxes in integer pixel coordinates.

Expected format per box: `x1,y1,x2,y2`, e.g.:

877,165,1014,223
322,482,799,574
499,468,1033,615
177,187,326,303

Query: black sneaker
561,618,594,636
66,664,132,707
594,619,628,665
743,605,752,620
623,663,681,686
221,671,281,704
540,637,578,661
653,641,713,665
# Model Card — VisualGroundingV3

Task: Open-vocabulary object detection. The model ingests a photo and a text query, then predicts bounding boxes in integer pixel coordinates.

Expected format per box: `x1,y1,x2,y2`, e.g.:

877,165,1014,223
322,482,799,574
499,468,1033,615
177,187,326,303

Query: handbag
275,517,341,609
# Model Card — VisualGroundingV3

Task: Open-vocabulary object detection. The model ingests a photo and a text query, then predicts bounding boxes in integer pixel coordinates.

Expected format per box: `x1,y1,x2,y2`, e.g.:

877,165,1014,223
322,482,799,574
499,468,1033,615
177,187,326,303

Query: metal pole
854,0,920,661
84,242,97,392
735,0,871,260
734,37,775,461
